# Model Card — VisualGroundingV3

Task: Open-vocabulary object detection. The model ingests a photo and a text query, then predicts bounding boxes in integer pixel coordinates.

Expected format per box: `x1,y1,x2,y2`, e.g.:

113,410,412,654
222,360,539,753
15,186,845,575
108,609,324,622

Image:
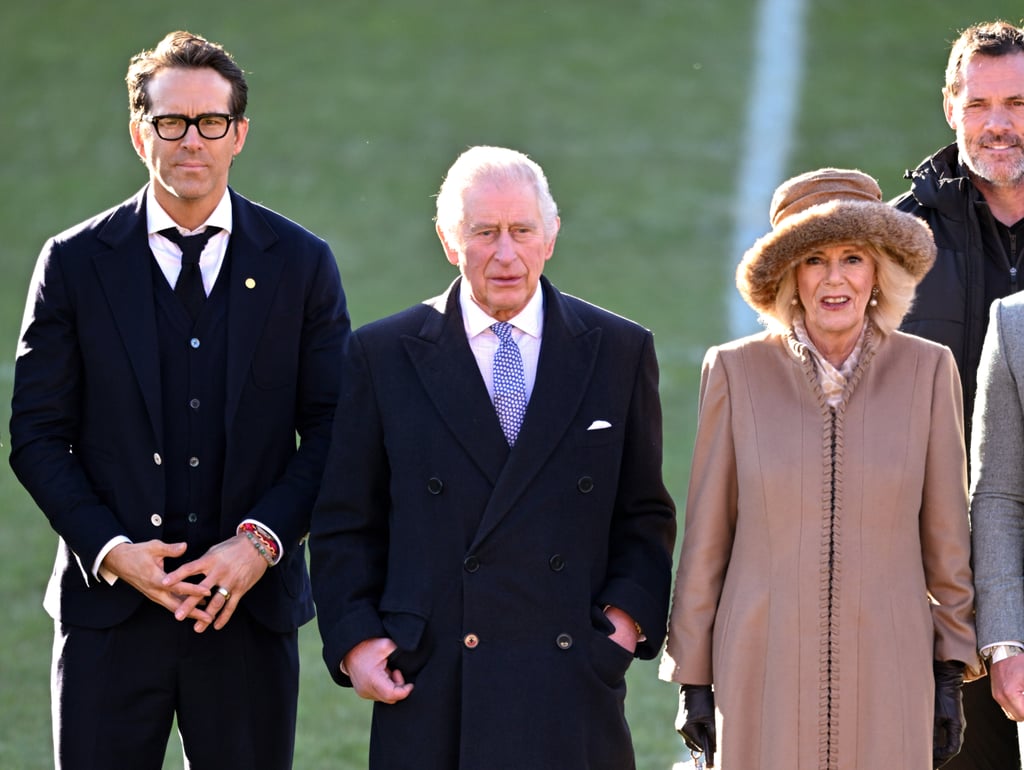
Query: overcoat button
150,514,163,527
187,512,198,523
153,453,162,466
464,555,480,573
577,476,594,493
190,338,201,349
189,398,200,409
549,554,565,571
463,633,480,649
427,477,444,495
189,457,200,468
556,633,574,650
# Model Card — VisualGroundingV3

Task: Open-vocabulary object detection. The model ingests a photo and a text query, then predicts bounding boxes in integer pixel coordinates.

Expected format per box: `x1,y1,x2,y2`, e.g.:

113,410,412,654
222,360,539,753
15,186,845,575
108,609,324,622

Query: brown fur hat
736,168,936,316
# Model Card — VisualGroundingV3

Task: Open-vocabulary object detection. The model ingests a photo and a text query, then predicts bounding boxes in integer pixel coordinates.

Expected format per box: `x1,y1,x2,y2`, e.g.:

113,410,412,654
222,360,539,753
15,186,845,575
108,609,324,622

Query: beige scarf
792,315,868,408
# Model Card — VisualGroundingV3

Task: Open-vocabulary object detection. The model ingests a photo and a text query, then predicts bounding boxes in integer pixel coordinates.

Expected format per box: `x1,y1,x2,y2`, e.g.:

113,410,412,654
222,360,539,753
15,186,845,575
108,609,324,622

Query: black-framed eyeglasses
142,113,238,141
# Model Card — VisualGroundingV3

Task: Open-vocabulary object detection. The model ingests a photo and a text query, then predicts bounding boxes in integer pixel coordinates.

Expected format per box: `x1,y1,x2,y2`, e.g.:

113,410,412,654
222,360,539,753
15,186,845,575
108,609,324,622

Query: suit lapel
223,191,286,430
403,280,509,486
471,279,601,549
91,188,283,444
93,189,163,443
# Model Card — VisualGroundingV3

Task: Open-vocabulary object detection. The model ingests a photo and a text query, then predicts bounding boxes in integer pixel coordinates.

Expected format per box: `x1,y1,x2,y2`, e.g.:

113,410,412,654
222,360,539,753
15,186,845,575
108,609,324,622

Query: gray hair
435,146,558,244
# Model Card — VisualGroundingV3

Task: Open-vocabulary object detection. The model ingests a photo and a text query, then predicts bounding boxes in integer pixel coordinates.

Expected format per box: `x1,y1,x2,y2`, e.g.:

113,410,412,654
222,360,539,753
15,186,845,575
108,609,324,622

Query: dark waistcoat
152,250,230,564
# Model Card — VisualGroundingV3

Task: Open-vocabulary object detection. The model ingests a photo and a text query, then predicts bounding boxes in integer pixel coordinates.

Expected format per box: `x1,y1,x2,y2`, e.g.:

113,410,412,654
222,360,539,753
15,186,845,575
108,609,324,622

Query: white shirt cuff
981,642,1024,663
94,536,132,585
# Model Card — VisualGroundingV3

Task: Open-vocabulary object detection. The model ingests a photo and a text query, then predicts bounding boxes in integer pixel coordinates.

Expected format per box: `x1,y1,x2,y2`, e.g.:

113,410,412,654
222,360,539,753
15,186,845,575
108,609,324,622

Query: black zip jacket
892,142,1021,444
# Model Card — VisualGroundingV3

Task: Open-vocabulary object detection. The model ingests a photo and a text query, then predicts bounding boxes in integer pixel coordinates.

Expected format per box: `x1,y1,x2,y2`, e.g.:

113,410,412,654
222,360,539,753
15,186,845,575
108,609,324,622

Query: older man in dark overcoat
310,145,676,769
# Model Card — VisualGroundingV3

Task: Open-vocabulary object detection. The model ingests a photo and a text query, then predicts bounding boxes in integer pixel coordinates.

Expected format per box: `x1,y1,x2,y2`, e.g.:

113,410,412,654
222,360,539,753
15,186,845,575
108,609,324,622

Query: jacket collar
908,143,980,221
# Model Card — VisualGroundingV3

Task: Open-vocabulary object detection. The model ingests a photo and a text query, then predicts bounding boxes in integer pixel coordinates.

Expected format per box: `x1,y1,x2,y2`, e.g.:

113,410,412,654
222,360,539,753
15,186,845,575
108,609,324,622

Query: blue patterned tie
491,321,527,446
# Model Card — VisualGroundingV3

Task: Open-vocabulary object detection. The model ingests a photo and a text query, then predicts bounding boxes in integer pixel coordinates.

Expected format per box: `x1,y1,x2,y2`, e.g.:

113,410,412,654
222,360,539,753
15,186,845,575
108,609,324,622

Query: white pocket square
587,420,612,431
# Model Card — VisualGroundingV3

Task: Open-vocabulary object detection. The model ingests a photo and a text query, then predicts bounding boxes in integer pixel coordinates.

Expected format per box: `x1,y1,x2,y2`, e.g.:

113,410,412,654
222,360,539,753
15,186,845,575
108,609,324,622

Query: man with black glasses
9,30,349,769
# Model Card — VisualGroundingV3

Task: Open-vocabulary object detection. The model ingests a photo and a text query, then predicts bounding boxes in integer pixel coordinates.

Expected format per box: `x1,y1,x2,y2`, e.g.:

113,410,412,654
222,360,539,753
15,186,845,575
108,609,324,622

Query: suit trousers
943,677,1020,770
52,599,299,770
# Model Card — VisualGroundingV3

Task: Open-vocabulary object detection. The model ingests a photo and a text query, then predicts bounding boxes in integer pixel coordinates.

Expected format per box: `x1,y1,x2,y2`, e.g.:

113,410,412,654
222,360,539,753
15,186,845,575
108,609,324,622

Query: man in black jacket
894,19,1024,770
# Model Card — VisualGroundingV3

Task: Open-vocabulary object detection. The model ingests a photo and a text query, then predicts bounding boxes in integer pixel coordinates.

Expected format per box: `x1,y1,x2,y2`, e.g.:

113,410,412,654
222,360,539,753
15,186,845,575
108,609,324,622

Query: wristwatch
986,644,1024,664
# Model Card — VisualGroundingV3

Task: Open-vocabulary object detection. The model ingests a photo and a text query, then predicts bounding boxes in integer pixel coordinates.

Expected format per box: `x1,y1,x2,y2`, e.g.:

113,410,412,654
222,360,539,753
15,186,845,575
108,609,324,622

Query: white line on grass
728,0,807,338
667,7,807,768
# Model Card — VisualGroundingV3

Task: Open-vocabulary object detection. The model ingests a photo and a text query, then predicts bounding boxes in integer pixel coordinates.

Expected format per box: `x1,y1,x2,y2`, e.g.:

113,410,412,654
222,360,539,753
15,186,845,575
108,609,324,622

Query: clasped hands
102,535,268,632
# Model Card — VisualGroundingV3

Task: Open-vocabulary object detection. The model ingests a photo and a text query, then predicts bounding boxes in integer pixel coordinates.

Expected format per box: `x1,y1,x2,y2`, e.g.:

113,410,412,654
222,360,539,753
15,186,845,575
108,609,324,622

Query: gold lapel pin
244,278,256,289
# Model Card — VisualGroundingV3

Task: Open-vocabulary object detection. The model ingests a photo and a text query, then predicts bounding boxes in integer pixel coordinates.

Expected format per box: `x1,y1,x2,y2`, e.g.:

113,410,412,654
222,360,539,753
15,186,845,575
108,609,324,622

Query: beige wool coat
661,327,982,770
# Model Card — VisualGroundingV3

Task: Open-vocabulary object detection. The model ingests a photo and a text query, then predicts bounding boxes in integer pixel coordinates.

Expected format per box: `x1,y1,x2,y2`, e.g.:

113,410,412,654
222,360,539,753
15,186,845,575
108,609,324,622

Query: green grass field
2,0,1022,767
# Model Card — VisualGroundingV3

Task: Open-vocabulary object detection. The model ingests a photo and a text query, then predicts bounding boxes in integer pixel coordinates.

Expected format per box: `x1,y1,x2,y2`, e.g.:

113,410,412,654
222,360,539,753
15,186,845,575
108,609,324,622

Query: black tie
160,226,221,320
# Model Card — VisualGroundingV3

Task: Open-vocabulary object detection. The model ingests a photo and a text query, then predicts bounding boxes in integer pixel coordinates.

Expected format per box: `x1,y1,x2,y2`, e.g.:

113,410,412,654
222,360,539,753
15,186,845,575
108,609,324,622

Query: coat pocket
588,605,633,687
382,610,432,682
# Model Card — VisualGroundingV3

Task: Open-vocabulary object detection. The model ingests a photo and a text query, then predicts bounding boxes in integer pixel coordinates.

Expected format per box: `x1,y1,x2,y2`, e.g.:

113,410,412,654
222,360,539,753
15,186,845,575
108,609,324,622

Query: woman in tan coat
660,168,983,769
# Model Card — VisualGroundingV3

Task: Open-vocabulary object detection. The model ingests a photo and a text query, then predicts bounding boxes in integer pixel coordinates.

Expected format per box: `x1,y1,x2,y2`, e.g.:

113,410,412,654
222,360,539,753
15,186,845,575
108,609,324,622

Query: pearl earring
869,286,879,307
791,294,799,306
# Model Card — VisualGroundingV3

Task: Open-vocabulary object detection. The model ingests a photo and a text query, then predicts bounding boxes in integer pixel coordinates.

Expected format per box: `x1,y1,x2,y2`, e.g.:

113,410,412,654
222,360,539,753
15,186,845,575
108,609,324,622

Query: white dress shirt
94,188,282,582
459,278,543,404
147,186,233,294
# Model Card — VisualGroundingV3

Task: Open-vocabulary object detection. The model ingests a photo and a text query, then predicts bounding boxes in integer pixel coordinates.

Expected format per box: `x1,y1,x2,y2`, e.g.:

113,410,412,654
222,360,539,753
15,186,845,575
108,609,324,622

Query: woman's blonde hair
766,241,919,335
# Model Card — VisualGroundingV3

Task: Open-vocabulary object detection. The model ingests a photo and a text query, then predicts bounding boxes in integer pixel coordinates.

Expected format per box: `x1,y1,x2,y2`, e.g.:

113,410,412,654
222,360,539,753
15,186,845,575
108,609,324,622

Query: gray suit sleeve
971,298,1024,648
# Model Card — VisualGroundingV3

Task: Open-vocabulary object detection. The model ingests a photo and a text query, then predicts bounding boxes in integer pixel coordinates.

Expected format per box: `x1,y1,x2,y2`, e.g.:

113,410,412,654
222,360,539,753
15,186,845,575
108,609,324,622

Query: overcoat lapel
93,189,163,444
471,279,601,549
223,191,287,431
402,280,509,486
404,278,601,547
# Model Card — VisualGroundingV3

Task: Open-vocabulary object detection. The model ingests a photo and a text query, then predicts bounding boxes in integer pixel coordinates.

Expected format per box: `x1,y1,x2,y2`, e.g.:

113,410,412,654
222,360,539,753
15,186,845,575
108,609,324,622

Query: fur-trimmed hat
736,168,936,317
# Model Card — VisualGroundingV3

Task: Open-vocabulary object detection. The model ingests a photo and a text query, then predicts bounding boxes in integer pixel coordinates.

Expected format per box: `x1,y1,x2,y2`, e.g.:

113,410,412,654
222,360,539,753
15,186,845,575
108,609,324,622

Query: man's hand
161,534,268,632
991,654,1024,721
101,540,214,625
344,638,414,704
603,605,641,654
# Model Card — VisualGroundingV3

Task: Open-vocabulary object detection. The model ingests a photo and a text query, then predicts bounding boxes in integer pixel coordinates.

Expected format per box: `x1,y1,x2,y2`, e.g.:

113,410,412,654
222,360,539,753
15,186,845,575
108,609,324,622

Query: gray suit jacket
971,293,1024,647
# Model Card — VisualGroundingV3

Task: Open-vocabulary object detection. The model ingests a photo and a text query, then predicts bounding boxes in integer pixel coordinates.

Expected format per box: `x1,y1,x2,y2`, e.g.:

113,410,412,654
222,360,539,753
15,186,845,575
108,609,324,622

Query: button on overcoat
311,277,676,769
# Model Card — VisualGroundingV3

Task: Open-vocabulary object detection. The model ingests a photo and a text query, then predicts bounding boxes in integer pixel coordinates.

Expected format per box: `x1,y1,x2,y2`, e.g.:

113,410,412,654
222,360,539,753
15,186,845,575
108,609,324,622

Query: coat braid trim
789,327,879,769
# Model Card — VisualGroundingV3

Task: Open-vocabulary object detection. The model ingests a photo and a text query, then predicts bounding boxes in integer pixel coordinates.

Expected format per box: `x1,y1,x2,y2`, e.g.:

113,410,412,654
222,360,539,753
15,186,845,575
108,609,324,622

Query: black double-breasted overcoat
310,276,676,769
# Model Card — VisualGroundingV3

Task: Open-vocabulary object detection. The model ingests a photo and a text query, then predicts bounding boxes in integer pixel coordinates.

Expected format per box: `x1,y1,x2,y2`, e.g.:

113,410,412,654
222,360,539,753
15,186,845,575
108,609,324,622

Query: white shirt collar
145,186,233,236
459,278,545,339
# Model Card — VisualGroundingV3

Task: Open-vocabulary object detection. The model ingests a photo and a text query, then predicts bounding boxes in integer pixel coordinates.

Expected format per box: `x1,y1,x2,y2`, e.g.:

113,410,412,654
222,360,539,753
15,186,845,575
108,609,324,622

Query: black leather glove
933,660,966,769
676,684,717,768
